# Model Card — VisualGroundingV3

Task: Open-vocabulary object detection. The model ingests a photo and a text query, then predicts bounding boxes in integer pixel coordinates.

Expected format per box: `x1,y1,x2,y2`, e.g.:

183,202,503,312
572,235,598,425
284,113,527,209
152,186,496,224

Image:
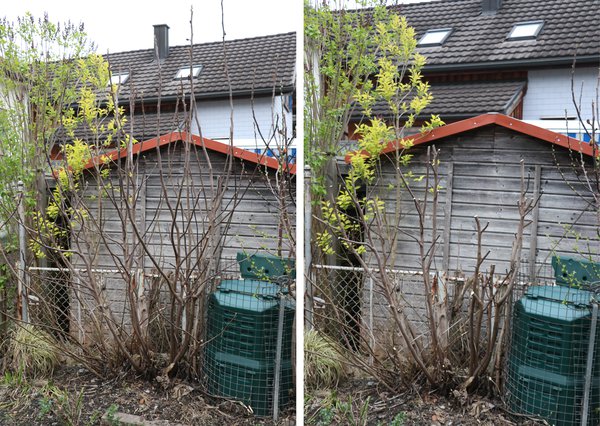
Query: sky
0,0,435,54
0,0,302,54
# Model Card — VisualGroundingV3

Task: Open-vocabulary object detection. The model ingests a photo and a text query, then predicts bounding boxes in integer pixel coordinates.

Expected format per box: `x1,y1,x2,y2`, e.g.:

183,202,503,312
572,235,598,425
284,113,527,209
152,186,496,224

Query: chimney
481,0,502,13
153,24,169,60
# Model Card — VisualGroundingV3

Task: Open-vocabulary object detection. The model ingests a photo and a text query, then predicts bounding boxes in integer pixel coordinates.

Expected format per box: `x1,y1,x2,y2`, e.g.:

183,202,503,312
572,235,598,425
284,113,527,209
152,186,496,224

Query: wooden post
442,162,455,274
528,165,541,284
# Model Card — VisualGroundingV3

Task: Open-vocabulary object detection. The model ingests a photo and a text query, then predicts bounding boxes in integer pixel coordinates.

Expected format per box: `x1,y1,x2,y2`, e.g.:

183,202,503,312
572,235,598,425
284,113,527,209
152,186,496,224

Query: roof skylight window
175,65,203,79
109,73,129,85
508,21,544,40
418,28,452,46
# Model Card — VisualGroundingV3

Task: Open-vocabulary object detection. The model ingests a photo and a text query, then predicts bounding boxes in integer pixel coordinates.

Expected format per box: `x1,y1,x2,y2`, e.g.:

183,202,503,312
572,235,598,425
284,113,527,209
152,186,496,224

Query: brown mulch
0,365,295,425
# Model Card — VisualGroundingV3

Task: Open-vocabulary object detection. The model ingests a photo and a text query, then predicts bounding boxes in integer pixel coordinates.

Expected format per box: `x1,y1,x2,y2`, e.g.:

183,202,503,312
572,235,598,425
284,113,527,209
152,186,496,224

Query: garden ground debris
304,378,548,425
0,365,295,425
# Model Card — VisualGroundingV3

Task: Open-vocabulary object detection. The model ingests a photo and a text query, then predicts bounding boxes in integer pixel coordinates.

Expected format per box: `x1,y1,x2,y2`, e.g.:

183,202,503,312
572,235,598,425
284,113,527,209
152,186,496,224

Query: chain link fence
309,264,462,358
24,254,295,420
308,258,600,425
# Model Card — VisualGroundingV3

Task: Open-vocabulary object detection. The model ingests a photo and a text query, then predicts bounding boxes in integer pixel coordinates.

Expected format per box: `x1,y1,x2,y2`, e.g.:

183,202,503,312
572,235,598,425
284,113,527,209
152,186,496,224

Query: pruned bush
305,329,345,390
3,323,59,379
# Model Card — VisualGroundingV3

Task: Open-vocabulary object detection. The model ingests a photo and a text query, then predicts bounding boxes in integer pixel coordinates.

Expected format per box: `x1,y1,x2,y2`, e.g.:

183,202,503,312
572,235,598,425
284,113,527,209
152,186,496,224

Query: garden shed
353,113,597,339
58,131,295,342
367,113,597,277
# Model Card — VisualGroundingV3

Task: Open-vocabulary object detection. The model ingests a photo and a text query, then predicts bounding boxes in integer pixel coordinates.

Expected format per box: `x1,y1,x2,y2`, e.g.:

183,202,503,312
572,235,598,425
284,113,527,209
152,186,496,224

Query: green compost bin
507,286,600,425
552,255,600,289
204,279,294,416
236,252,295,281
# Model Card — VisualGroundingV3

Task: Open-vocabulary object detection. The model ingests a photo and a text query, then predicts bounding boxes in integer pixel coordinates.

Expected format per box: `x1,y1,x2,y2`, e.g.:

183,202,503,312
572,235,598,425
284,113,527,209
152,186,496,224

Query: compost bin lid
520,286,596,322
552,255,600,288
525,285,593,307
236,252,296,281
217,279,288,298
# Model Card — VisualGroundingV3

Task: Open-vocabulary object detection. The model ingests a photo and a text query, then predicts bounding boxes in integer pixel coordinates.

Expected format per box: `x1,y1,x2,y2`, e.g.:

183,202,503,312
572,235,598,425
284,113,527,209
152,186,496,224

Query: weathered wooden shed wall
69,140,295,333
362,124,597,339
370,124,597,276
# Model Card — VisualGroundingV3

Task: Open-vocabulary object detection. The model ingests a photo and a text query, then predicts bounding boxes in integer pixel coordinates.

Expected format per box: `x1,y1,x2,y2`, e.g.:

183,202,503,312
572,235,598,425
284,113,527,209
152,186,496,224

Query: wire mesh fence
24,254,295,420
203,278,295,417
203,253,296,419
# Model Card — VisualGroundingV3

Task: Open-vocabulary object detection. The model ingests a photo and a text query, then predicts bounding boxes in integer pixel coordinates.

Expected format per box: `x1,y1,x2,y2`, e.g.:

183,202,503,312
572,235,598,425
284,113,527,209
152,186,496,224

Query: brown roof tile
374,0,599,69
357,80,526,120
105,32,296,101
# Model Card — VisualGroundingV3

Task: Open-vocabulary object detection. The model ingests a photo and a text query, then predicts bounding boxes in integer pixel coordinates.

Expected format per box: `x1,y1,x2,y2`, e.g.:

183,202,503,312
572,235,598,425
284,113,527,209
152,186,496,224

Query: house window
109,73,129,85
175,65,203,79
507,21,543,40
417,28,452,46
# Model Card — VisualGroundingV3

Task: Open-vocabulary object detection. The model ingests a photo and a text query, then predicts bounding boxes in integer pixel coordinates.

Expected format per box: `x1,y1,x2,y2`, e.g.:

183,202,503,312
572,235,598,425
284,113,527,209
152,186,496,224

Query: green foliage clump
305,1,444,258
308,393,406,426
38,384,85,426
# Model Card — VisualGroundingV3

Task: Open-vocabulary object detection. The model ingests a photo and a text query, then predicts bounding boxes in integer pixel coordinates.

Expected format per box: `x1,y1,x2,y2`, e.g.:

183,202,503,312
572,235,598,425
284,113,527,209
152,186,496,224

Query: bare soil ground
304,379,547,425
0,365,295,425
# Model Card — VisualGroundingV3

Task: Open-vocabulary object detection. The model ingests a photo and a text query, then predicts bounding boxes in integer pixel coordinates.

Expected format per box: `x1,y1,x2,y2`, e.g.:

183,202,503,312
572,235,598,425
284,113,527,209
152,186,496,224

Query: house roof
356,80,525,120
386,0,600,70
54,110,188,149
82,131,296,174
345,113,596,162
105,32,296,101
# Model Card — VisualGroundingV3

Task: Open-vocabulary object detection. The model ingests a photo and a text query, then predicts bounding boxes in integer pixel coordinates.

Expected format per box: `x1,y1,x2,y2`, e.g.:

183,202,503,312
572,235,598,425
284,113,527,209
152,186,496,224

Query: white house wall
190,95,294,154
523,66,598,122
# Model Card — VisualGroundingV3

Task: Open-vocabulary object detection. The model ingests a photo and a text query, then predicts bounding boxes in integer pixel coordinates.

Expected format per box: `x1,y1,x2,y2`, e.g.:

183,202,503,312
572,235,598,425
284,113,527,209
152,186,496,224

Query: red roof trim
83,131,296,174
345,113,595,162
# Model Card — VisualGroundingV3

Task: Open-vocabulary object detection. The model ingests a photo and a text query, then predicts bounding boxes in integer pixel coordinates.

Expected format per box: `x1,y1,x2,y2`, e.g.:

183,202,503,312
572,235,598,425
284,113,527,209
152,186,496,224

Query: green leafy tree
305,1,455,389
304,1,442,262
0,14,127,255
304,1,442,194
0,14,132,370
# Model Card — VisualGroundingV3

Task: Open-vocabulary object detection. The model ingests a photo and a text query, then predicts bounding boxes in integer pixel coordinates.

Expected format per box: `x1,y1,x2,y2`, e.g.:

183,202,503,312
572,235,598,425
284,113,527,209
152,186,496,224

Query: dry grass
4,323,59,379
304,329,346,390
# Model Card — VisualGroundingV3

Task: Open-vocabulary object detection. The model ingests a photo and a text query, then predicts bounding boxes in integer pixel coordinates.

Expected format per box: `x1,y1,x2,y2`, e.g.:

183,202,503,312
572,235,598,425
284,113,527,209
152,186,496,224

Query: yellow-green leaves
64,138,91,177
0,14,139,260
307,1,445,262
422,115,445,133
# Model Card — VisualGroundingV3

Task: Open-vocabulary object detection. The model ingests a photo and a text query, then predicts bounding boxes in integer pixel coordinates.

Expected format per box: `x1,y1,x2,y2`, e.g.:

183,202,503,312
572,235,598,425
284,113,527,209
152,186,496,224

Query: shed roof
346,113,596,162
83,131,296,174
376,0,600,70
105,32,296,101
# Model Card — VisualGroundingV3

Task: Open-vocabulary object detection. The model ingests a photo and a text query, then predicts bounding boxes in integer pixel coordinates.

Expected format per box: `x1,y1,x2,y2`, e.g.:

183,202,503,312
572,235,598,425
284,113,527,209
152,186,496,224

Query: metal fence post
75,274,84,344
272,291,286,421
304,165,314,330
581,298,598,426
